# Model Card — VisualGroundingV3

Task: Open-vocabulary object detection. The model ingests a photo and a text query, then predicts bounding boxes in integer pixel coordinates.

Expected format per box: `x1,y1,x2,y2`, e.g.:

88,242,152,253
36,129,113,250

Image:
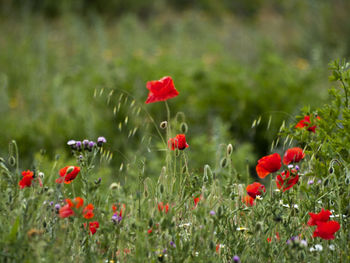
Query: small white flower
274,189,281,192
310,244,323,252
315,244,323,251
179,222,192,228
293,204,299,209
288,164,294,169
256,195,263,200
329,244,335,251
317,200,322,204
236,227,248,231
195,252,199,257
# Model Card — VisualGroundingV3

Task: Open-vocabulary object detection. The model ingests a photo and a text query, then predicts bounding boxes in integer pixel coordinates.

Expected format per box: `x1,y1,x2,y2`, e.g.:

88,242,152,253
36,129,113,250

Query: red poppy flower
256,153,282,178
193,196,200,207
56,166,80,184
283,147,305,165
242,195,255,207
145,76,179,104
83,204,94,219
215,244,220,254
59,199,75,218
295,115,320,133
276,170,299,192
19,170,34,189
157,202,169,214
313,221,340,240
307,208,332,226
59,197,83,218
112,203,126,217
267,232,280,243
246,182,266,199
147,228,153,234
168,134,189,150
74,197,84,208
89,221,99,235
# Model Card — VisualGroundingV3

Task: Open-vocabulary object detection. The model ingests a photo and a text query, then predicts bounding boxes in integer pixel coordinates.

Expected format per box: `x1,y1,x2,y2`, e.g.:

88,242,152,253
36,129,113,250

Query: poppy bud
273,215,282,222
209,241,215,250
148,218,153,228
160,121,167,129
8,156,16,166
329,166,334,174
227,144,233,156
180,122,188,133
159,184,164,193
220,158,227,168
109,183,119,190
218,206,223,217
255,221,263,232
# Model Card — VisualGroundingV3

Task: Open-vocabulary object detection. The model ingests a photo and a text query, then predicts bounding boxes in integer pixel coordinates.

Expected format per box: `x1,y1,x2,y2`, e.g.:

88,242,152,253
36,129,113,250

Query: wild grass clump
0,61,349,262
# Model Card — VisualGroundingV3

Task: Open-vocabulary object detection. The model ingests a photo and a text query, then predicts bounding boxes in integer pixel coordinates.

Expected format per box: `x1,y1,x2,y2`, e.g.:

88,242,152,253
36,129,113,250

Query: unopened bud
227,144,233,156
160,121,167,129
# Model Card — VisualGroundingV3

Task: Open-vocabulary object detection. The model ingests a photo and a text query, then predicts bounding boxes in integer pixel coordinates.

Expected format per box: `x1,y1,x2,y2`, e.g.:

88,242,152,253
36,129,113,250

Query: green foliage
0,61,350,262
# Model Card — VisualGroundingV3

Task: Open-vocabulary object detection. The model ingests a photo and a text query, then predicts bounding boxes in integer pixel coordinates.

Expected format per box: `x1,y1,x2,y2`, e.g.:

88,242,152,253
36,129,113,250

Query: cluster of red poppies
308,209,340,240
158,202,169,214
59,197,95,219
255,147,305,190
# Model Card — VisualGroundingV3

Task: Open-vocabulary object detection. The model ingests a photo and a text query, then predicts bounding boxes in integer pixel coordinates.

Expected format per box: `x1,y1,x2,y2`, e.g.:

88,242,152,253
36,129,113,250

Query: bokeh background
1,0,350,183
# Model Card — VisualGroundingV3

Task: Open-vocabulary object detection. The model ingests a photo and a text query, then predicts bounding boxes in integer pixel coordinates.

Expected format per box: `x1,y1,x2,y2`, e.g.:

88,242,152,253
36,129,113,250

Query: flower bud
227,144,233,156
97,137,107,147
109,182,120,190
160,121,167,129
76,141,82,151
83,139,89,150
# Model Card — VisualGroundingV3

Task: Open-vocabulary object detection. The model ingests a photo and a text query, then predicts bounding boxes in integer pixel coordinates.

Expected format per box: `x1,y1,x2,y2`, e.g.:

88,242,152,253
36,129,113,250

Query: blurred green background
1,0,349,181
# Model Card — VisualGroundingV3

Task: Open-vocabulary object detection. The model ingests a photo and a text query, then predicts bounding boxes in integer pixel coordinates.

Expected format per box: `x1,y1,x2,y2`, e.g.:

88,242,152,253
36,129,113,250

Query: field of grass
0,3,350,262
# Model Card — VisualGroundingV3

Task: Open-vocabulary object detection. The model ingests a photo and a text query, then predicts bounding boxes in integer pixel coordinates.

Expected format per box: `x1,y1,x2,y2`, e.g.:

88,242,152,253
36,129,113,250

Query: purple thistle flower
49,201,54,206
83,139,89,150
308,180,314,185
170,241,176,248
233,255,240,263
67,140,77,150
88,141,96,151
76,141,82,151
112,213,122,224
54,204,61,212
295,165,300,171
210,210,216,216
300,240,308,247
97,137,107,147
